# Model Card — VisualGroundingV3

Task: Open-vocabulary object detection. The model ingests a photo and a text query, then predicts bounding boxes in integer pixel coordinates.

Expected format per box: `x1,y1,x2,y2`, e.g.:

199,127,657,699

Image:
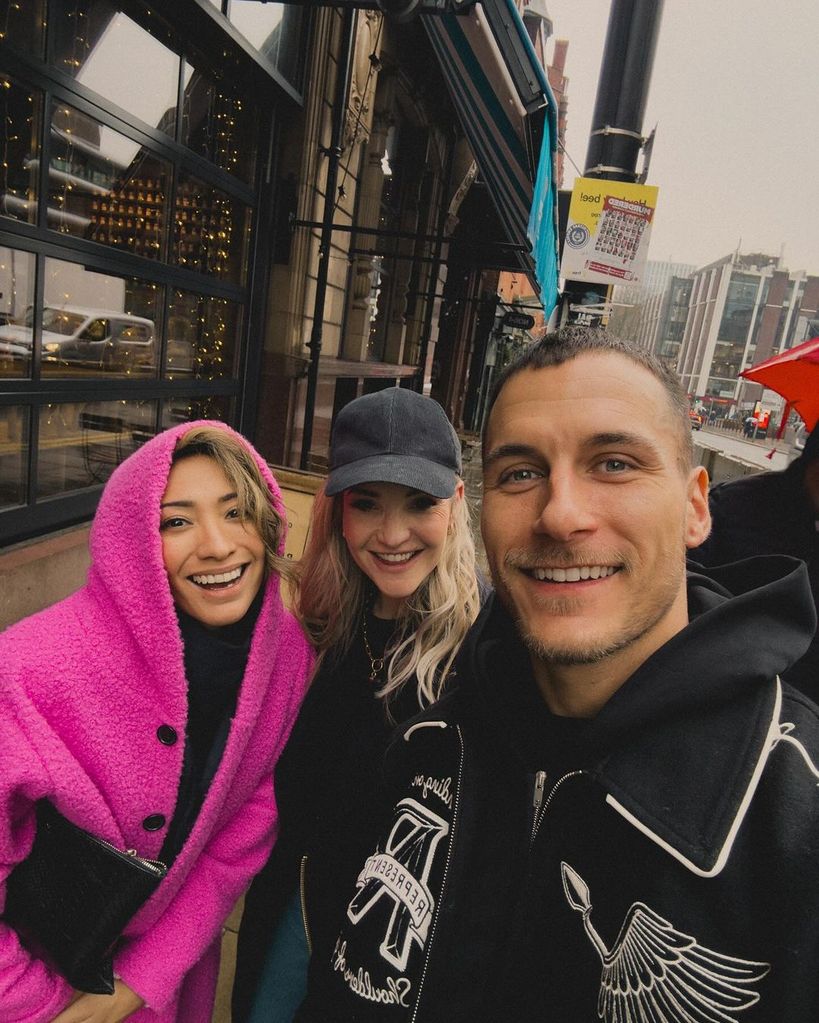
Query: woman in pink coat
0,421,313,1023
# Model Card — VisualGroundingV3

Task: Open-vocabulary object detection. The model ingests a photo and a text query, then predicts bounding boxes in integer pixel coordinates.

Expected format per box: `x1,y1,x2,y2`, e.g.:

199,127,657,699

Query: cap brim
325,454,458,499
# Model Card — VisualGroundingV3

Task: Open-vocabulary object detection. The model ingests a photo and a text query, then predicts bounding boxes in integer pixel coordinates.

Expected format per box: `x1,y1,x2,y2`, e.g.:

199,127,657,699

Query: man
693,427,819,701
298,329,818,1022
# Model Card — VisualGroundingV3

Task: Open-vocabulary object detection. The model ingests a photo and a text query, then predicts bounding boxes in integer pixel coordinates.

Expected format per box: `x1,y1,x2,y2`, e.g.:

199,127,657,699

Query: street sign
502,310,536,330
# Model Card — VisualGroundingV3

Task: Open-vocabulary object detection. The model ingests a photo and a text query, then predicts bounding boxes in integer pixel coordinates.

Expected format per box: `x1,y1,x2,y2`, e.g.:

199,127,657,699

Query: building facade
676,251,819,412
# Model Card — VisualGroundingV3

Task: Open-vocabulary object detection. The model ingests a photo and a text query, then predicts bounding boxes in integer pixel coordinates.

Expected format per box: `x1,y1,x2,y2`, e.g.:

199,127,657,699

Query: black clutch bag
3,799,168,994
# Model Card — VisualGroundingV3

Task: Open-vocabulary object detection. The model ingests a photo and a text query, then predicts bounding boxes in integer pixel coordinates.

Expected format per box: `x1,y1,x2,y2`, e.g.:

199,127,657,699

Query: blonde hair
295,482,480,710
173,426,296,586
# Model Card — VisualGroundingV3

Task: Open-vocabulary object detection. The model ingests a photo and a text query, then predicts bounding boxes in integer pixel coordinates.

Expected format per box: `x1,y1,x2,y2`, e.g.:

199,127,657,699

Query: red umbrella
740,335,819,434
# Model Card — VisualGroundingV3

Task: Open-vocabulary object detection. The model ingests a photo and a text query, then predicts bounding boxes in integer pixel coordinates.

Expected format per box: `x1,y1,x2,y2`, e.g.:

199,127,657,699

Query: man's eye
599,458,631,473
498,467,542,485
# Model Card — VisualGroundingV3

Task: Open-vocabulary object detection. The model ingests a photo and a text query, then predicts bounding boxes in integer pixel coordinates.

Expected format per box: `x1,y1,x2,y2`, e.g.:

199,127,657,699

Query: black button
142,814,166,831
156,725,178,746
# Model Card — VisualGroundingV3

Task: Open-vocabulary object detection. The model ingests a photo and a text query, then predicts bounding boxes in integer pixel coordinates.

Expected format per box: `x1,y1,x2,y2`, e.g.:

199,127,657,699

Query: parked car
0,306,156,371
689,410,704,430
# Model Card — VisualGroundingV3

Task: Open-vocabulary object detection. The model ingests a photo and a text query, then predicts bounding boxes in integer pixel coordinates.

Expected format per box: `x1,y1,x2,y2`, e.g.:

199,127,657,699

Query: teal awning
424,0,559,316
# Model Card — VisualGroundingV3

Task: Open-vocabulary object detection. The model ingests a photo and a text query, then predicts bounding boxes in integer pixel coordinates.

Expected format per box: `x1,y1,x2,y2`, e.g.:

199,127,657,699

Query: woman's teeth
532,565,617,582
374,552,416,563
191,566,244,587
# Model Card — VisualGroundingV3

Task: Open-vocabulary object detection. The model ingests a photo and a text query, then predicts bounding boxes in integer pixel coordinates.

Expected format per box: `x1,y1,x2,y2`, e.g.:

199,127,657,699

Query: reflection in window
0,405,29,509
0,76,42,225
0,0,46,55
181,66,257,183
228,2,305,88
37,399,156,498
48,102,170,259
173,175,250,284
41,257,163,378
161,395,234,430
0,247,36,378
166,289,240,380
53,1,180,139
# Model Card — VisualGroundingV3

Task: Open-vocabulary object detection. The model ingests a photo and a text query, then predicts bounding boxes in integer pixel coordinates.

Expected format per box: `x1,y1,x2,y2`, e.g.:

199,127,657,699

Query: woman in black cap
233,387,481,1022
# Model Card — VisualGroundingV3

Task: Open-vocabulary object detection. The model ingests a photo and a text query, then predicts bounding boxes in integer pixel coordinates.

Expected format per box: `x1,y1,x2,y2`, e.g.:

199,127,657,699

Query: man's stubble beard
490,550,685,668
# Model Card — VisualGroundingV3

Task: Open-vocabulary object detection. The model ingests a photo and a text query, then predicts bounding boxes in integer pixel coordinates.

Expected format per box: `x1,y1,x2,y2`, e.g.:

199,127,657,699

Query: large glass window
228,2,305,89
0,405,29,508
49,101,171,258
181,65,257,184
52,1,180,139
0,75,42,225
173,173,250,284
0,247,37,378
0,0,286,542
40,257,163,377
166,289,241,380
37,398,156,497
0,0,46,56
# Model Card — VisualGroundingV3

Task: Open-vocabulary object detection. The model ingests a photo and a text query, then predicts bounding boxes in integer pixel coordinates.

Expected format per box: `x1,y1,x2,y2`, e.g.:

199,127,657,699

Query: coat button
142,814,166,831
156,725,178,745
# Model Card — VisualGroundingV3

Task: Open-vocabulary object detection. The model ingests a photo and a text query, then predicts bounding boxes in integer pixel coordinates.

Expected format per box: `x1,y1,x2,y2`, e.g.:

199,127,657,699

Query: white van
0,306,156,371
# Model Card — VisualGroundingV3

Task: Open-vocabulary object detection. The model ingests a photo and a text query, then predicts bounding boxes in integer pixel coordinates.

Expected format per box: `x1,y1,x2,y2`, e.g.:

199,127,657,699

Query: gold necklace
361,610,390,683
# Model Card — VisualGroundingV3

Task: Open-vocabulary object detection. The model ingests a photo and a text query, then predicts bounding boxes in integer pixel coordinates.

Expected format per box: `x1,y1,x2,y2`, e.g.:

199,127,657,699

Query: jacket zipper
299,854,313,955
530,770,547,847
530,770,585,849
409,723,465,1023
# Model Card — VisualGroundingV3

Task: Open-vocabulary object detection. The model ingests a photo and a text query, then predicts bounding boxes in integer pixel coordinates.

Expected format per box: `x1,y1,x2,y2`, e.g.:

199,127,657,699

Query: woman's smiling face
160,454,266,627
341,481,461,618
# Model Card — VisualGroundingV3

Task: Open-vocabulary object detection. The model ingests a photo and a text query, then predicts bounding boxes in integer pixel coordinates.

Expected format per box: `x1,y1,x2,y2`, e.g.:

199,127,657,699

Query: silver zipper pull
533,770,547,812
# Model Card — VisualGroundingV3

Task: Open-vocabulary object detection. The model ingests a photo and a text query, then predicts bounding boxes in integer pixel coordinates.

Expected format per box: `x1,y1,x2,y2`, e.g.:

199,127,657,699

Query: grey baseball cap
325,387,462,498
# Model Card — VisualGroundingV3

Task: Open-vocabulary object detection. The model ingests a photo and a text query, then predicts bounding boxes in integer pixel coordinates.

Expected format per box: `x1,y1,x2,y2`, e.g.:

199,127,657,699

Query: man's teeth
191,566,243,586
531,565,617,582
375,552,416,563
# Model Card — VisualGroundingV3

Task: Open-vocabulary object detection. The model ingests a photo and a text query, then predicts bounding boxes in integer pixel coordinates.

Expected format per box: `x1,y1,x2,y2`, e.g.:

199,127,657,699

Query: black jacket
299,557,819,1022
692,463,819,700
232,614,422,1022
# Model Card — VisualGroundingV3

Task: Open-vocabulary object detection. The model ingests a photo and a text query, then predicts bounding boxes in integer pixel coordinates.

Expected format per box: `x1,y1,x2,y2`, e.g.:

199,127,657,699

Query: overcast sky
544,0,819,275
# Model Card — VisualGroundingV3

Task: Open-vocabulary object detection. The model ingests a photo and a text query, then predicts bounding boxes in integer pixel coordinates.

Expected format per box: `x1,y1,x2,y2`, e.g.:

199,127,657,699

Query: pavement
692,425,795,472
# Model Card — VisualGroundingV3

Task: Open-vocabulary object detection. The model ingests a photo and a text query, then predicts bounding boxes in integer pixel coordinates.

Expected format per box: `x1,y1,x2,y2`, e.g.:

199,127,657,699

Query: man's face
481,352,710,669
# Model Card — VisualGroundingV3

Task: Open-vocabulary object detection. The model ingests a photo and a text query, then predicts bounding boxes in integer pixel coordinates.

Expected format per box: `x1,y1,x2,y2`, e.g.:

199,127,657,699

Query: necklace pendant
369,656,385,682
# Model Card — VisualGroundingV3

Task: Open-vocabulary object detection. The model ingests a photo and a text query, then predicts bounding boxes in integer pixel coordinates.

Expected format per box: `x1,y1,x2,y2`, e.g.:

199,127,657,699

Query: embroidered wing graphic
561,862,770,1023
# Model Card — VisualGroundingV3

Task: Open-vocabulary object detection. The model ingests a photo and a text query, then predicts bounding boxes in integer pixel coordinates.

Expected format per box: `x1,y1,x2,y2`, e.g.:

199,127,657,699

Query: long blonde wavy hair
295,481,480,710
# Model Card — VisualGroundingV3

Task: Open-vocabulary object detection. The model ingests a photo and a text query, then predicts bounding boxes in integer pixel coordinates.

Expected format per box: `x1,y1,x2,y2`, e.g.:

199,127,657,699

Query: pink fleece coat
0,421,313,1023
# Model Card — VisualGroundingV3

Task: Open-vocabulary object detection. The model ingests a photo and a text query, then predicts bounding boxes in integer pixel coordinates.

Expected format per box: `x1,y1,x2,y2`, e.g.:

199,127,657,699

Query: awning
424,0,559,315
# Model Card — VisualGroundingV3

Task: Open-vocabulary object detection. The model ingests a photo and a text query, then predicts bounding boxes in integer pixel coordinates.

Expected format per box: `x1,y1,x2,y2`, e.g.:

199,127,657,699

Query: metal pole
414,135,457,393
560,0,664,324
300,6,357,470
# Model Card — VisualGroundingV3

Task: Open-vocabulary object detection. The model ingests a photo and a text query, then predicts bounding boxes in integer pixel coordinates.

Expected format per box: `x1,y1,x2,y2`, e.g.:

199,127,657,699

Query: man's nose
533,472,597,542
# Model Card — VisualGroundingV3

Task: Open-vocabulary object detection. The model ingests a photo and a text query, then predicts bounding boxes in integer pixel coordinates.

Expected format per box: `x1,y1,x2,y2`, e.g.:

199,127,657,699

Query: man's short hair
484,326,694,471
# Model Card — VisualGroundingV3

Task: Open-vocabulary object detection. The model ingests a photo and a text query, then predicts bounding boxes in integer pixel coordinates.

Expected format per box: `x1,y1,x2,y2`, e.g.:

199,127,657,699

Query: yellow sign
562,178,659,286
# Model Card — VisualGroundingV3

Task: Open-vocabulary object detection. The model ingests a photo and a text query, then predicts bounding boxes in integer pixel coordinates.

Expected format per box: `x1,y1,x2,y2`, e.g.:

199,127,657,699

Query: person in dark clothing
692,426,818,701
298,328,819,1022
232,387,481,1022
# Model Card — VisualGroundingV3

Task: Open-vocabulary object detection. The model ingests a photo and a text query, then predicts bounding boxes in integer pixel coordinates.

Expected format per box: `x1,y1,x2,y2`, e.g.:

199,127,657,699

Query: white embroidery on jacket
347,798,449,972
771,722,819,784
561,862,770,1022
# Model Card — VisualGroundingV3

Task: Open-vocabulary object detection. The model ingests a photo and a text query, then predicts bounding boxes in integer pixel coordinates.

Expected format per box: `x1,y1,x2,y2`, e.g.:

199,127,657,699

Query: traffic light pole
559,0,664,326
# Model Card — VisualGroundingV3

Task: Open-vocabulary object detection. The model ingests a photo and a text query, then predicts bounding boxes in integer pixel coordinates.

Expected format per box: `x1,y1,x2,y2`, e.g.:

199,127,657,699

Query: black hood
461,554,816,874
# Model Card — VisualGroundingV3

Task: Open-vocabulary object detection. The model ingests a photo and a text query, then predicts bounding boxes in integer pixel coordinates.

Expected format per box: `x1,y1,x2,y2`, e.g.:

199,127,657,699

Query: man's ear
684,466,711,549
